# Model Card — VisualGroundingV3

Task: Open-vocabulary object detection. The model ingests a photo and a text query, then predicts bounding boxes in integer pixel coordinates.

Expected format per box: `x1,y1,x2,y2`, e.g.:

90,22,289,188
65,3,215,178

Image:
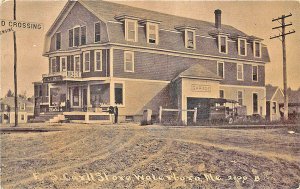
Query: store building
33,0,270,124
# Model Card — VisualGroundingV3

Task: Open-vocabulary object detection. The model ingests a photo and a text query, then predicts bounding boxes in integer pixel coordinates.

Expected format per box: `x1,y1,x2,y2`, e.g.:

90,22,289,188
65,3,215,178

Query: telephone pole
270,13,295,121
13,0,18,127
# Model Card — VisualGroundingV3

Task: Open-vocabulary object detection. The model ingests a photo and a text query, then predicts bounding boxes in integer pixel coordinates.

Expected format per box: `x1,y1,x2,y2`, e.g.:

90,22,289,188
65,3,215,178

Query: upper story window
94,50,102,71
185,30,196,49
217,61,224,78
60,57,67,71
238,38,247,56
94,22,101,42
252,65,258,82
219,90,224,99
218,35,228,54
83,51,90,72
124,51,134,72
125,19,138,42
237,63,244,80
74,27,80,47
50,57,57,73
147,23,158,44
253,41,261,58
68,29,73,47
81,26,86,45
55,32,61,50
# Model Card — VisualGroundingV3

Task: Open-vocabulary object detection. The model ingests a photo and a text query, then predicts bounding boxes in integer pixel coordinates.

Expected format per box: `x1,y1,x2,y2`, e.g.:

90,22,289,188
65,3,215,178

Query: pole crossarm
272,13,292,22
272,23,292,30
270,30,296,39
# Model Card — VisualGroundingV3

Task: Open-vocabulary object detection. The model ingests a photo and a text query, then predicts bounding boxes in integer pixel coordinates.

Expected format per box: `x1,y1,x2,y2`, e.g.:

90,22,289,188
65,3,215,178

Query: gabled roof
80,0,248,37
0,97,34,107
266,85,284,101
176,64,222,81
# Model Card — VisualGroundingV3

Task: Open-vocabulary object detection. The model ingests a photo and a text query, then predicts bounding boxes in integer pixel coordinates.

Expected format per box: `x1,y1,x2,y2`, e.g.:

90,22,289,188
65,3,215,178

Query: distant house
287,90,300,119
266,85,284,121
0,97,34,124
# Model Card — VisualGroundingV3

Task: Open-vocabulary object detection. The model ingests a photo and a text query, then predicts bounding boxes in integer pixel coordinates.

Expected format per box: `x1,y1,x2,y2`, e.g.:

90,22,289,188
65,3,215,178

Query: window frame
55,32,61,50
124,51,135,72
114,82,125,107
73,26,80,47
83,51,90,72
237,63,244,81
237,90,244,106
219,90,225,99
217,61,225,79
50,57,57,73
73,55,81,72
218,35,228,54
80,25,87,45
272,101,277,114
185,29,196,50
253,41,262,58
94,50,103,71
94,22,101,43
146,22,159,45
60,57,67,72
20,103,26,110
68,29,74,47
252,92,259,114
252,65,258,82
238,38,247,56
125,19,138,42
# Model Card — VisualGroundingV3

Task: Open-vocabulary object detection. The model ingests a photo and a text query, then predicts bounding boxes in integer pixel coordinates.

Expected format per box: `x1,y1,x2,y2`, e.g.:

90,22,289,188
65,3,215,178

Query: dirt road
1,123,299,189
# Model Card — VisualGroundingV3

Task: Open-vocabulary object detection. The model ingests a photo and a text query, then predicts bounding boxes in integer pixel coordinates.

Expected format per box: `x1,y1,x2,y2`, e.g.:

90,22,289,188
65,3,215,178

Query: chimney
214,9,222,29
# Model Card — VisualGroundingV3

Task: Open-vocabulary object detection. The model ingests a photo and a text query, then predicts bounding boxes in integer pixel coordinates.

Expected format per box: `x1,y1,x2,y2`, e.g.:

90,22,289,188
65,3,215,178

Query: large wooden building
33,0,270,124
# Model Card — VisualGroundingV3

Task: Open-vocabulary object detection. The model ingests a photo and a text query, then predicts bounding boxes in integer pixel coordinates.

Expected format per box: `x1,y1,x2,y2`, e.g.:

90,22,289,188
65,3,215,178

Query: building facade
34,0,270,124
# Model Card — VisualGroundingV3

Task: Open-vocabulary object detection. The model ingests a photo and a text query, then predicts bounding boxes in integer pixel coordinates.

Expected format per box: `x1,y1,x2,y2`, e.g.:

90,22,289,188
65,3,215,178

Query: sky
0,0,300,97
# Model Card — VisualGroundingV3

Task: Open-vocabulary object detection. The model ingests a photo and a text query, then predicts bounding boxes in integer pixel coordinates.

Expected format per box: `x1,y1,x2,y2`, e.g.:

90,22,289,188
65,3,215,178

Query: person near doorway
114,106,118,124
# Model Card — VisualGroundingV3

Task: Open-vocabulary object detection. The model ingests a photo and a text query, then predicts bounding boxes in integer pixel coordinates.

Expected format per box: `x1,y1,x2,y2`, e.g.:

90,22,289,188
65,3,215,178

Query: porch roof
175,64,222,81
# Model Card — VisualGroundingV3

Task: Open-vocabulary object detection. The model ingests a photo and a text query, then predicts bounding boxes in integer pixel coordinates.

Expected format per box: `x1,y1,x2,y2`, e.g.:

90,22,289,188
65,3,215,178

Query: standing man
114,106,118,124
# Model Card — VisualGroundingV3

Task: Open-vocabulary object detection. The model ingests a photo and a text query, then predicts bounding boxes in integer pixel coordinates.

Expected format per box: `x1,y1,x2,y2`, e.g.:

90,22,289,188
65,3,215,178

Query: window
147,23,158,44
237,91,243,105
74,55,81,72
238,38,247,56
237,64,244,80
252,65,258,82
185,30,195,49
68,29,73,47
94,22,101,42
72,87,80,107
219,90,224,99
50,58,57,73
55,32,61,50
253,93,258,114
217,61,224,78
74,27,80,46
90,84,109,107
20,103,26,110
218,35,228,54
115,83,124,105
94,50,102,71
272,101,277,114
125,20,137,42
83,52,90,72
124,51,134,72
81,26,86,45
254,41,261,58
20,114,25,121
60,57,66,71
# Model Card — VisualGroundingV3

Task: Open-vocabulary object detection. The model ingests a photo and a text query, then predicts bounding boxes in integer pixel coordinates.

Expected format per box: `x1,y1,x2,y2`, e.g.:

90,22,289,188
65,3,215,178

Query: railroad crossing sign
0,19,43,35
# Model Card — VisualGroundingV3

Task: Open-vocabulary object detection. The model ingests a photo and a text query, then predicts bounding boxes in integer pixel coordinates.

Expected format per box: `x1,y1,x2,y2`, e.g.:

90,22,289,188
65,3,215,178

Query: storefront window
50,88,60,107
90,84,109,107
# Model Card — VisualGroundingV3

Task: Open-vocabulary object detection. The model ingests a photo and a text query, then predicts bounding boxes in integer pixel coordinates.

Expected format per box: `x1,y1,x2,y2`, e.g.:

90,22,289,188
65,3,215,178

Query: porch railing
42,71,81,79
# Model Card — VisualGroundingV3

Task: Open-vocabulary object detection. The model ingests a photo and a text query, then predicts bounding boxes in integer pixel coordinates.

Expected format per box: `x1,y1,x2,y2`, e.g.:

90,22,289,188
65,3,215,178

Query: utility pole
270,13,295,121
13,0,18,127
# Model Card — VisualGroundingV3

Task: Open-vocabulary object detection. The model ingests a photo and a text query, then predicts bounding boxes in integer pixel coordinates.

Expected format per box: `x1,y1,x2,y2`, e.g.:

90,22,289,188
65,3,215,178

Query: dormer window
238,38,247,56
218,35,228,54
185,30,196,49
94,22,101,42
147,23,158,44
125,19,138,42
253,41,261,58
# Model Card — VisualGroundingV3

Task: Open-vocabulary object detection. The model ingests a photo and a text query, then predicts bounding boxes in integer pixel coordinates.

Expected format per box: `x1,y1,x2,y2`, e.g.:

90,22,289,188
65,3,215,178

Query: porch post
87,83,91,108
110,79,115,106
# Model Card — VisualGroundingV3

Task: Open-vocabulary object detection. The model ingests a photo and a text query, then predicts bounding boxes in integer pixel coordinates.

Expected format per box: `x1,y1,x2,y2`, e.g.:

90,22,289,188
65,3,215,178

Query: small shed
266,86,284,121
